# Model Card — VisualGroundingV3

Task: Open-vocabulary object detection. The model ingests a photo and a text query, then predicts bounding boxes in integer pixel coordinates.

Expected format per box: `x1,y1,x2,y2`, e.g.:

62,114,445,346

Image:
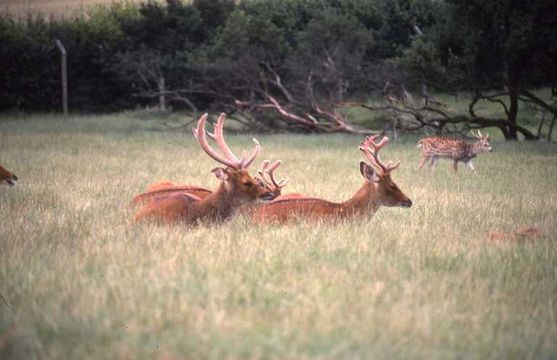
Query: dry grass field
0,113,556,359
0,0,150,17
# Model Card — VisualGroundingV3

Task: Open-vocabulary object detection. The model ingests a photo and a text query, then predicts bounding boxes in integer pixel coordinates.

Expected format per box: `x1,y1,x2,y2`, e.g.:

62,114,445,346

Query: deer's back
253,197,348,223
133,184,212,206
418,137,469,158
134,193,201,224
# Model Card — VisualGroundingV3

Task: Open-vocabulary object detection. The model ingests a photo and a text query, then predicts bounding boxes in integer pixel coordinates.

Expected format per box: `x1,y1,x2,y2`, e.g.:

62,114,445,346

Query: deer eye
243,181,253,188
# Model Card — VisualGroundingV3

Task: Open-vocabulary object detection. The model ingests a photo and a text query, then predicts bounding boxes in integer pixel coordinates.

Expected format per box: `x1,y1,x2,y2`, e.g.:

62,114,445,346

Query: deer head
193,113,276,203
472,130,492,153
359,135,412,208
256,160,288,198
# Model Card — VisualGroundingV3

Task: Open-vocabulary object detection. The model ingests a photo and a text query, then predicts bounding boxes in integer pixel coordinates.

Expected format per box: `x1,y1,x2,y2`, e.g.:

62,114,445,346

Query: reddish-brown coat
132,181,212,206
134,168,274,225
252,172,411,223
133,113,278,225
252,135,412,223
0,165,18,186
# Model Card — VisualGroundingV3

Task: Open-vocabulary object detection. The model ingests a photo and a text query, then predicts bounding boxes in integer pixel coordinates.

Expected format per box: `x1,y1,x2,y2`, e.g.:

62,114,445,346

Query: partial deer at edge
252,135,412,223
134,113,280,225
417,130,492,173
0,165,18,186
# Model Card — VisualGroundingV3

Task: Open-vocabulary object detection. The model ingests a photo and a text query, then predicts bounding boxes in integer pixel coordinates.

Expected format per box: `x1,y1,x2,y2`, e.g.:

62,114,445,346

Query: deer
132,182,212,206
0,165,18,186
417,130,492,173
134,113,281,225
132,159,288,207
252,135,412,223
486,227,542,241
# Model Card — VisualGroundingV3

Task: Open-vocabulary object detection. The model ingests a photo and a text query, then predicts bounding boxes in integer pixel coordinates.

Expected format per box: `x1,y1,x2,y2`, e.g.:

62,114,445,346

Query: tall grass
1,114,556,359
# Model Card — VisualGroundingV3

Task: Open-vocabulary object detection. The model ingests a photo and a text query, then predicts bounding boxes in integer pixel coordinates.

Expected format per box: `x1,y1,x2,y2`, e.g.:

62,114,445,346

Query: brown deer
132,182,212,206
0,165,18,186
134,113,279,225
132,159,288,206
486,227,542,241
252,135,412,223
417,130,492,173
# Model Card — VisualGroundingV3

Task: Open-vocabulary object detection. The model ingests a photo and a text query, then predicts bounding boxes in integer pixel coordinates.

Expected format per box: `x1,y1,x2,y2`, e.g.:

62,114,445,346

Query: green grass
1,113,556,359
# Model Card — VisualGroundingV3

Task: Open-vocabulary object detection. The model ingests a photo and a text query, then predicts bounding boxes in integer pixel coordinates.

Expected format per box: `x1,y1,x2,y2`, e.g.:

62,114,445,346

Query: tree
397,0,557,139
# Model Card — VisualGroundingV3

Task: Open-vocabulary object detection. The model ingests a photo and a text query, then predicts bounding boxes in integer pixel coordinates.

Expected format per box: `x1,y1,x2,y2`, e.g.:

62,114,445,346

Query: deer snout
260,192,277,201
401,199,412,207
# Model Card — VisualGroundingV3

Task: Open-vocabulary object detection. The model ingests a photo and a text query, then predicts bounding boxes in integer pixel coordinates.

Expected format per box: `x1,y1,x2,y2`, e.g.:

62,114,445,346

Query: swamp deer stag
417,130,492,173
0,165,18,186
134,113,278,225
132,159,287,206
252,135,412,223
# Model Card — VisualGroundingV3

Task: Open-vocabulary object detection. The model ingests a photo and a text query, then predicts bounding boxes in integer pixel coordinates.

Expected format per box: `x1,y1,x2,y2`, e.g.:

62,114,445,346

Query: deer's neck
341,183,381,217
470,142,483,156
199,183,241,221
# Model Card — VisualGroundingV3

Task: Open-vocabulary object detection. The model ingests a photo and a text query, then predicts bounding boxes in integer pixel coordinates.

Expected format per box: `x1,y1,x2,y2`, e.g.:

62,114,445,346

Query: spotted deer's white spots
417,130,492,173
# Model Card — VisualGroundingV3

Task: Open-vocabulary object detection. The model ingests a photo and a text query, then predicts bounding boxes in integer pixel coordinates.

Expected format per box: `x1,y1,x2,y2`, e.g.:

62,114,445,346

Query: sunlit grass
1,113,556,359
0,0,153,18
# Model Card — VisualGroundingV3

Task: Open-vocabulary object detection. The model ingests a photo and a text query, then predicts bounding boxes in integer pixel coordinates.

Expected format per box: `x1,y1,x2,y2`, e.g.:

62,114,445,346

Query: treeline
1,0,556,138
0,0,436,112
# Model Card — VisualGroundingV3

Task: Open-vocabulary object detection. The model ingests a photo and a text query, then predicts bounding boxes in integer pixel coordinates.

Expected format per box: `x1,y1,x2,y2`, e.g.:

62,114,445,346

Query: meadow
0,0,150,17
0,113,556,359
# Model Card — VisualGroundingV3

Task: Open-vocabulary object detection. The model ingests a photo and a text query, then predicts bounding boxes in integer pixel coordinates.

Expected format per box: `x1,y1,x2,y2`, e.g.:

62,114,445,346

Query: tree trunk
506,60,523,140
158,77,167,112
499,125,511,139
549,115,557,142
537,112,546,139
507,90,519,139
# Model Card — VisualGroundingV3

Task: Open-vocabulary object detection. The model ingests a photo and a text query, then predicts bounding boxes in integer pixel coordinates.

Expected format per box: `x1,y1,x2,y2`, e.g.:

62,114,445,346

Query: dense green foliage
0,0,555,117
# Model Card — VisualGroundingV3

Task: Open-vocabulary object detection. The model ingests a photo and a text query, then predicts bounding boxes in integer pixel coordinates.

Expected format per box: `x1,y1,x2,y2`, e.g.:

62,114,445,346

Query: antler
257,160,288,191
193,113,260,170
359,135,400,175
472,129,490,139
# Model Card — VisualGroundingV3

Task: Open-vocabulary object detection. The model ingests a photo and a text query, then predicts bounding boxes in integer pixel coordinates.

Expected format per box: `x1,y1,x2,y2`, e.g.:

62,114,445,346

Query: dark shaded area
0,0,555,139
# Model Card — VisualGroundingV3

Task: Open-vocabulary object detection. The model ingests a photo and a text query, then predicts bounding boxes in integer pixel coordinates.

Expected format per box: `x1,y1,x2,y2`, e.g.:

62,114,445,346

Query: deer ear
211,167,229,181
360,162,380,182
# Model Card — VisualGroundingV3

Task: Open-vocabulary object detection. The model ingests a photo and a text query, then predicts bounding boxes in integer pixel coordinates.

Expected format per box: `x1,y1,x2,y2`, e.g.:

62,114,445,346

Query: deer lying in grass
417,130,492,173
486,227,542,241
134,113,279,225
132,159,287,206
0,165,18,186
252,135,412,223
132,182,212,206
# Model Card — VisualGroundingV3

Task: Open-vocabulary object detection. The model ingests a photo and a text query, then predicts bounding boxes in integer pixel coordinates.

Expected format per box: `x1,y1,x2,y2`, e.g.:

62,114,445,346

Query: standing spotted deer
0,165,18,186
417,130,492,173
252,135,412,223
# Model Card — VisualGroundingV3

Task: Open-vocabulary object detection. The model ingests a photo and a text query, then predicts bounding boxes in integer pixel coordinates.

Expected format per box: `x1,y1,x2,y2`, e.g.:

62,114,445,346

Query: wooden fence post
54,39,68,116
